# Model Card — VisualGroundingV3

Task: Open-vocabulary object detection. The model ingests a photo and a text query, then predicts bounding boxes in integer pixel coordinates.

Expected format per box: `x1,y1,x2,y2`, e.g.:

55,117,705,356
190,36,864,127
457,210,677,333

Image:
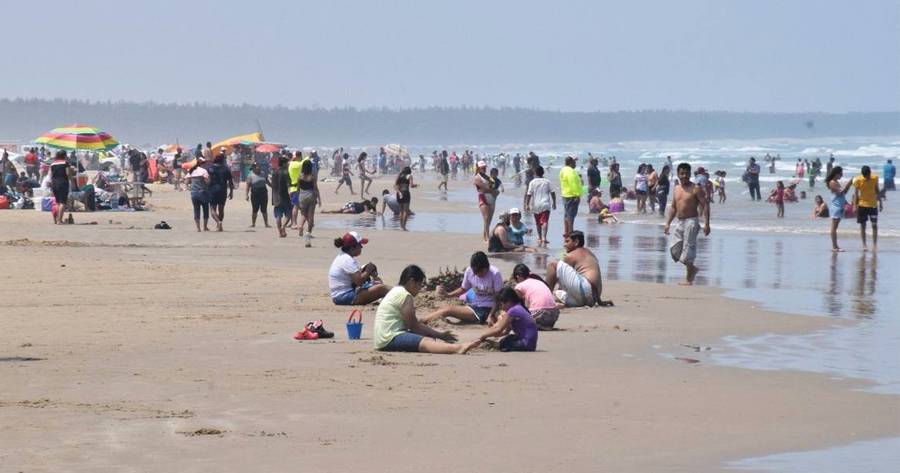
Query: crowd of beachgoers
2,141,894,355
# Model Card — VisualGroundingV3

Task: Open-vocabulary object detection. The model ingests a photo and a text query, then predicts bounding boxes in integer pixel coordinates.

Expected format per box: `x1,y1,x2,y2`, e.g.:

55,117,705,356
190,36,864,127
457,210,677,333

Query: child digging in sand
462,287,538,353
423,251,502,324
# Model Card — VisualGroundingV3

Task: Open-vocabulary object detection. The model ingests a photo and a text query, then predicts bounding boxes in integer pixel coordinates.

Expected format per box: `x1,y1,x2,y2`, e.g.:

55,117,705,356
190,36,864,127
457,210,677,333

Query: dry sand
1,176,898,472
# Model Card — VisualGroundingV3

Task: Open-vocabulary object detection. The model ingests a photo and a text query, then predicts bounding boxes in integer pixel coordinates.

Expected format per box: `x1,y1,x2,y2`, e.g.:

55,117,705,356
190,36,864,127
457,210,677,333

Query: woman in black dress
49,150,74,224
395,166,416,231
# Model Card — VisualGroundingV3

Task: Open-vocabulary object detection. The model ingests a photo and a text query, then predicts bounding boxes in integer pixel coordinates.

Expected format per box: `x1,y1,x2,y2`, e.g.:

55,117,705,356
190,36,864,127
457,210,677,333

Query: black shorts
857,206,878,224
397,190,410,204
209,191,227,206
51,184,69,205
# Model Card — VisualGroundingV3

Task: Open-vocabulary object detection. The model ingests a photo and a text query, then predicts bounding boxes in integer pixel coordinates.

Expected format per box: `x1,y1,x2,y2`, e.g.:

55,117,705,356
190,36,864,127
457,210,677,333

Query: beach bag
346,309,363,340
41,196,56,212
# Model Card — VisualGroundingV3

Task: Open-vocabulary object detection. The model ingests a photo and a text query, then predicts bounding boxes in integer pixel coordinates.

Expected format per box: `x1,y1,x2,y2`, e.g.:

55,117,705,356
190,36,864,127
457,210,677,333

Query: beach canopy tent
383,143,410,159
35,124,119,151
211,132,265,154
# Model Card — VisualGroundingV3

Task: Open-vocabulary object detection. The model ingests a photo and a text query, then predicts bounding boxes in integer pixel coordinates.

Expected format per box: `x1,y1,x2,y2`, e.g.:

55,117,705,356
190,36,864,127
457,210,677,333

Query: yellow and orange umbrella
35,124,119,151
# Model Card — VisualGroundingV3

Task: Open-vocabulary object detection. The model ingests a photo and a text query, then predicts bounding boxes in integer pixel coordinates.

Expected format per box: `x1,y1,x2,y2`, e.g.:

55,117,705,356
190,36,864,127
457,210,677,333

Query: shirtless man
664,162,711,285
545,230,602,307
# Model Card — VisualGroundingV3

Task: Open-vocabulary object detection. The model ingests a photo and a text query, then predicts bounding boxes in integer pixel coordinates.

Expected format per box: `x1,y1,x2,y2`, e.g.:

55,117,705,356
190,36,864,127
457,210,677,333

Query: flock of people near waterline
7,143,895,255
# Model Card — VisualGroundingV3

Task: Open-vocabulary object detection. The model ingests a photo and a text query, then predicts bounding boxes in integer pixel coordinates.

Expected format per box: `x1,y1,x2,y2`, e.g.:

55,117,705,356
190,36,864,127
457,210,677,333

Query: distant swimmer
664,162,710,285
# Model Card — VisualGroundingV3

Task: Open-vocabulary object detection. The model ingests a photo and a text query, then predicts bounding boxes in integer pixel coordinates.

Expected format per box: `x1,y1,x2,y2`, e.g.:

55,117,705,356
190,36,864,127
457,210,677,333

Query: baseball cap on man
341,231,369,248
509,207,521,215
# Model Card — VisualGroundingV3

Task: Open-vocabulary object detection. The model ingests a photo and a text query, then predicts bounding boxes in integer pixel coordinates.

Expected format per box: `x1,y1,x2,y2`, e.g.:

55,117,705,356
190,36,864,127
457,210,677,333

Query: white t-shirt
527,177,553,213
328,252,359,298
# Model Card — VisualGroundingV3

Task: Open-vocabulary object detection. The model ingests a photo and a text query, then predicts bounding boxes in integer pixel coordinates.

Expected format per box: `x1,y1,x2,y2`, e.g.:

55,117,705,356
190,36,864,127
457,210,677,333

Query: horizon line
2,96,898,115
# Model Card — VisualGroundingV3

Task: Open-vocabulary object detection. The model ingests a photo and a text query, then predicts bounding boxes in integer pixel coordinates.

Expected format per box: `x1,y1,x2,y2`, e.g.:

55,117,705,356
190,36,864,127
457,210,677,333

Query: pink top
515,278,556,311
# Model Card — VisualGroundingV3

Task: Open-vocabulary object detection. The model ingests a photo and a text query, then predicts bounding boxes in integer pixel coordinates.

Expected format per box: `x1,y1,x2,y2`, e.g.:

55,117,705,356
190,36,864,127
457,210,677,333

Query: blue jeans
381,332,424,352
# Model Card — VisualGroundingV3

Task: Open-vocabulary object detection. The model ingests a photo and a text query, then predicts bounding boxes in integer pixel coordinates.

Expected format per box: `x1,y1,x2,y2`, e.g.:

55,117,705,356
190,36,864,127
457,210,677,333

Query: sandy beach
1,175,898,472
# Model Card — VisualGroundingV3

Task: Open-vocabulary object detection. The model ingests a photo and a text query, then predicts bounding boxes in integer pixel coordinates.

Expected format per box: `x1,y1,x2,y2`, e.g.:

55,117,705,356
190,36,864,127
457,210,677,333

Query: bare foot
683,265,699,285
832,248,845,253
678,279,694,286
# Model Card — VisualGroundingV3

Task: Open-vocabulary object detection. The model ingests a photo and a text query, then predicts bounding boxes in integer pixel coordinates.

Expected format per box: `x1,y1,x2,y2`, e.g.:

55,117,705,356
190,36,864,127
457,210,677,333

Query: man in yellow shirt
852,165,883,250
287,151,305,227
559,156,584,237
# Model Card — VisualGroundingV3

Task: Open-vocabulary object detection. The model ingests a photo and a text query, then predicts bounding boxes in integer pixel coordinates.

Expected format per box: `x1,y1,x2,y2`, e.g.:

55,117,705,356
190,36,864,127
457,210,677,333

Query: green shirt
288,160,302,193
559,166,583,198
374,286,412,349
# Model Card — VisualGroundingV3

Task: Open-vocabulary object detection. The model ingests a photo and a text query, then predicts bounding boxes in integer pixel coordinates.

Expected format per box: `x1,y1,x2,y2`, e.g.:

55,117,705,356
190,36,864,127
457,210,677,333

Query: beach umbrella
255,143,284,153
35,124,119,151
211,132,265,154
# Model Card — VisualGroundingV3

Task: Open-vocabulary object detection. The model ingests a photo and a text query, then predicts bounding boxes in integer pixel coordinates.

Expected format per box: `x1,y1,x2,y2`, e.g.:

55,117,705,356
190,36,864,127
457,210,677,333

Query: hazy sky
3,0,898,112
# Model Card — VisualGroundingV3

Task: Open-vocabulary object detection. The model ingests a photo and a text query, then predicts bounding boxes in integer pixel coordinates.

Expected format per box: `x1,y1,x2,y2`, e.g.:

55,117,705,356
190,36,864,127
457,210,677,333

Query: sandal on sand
306,320,334,339
293,328,319,341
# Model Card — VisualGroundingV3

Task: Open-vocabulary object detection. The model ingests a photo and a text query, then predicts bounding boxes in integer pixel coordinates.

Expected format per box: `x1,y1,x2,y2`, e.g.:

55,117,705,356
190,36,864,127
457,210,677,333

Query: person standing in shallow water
824,166,852,252
395,166,416,231
852,165,882,251
664,162,711,285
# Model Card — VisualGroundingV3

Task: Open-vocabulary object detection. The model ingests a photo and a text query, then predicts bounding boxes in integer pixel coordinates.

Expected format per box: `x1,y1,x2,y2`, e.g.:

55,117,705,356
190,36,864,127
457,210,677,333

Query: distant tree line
0,98,897,147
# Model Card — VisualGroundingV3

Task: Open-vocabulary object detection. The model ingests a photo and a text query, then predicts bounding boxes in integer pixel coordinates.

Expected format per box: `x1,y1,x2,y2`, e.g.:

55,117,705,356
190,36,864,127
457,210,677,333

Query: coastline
1,178,898,472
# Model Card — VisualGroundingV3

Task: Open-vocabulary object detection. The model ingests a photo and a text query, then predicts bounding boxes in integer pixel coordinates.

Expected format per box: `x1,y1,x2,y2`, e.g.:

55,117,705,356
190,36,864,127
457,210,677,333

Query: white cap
477,160,487,168
509,207,521,215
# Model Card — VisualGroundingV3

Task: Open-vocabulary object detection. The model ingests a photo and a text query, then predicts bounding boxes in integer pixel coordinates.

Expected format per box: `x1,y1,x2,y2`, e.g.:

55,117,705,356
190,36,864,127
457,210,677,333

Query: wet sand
1,175,898,472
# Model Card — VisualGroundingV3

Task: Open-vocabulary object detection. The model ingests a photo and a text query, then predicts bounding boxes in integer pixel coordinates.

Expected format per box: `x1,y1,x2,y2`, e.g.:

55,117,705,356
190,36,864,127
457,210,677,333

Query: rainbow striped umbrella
35,124,119,151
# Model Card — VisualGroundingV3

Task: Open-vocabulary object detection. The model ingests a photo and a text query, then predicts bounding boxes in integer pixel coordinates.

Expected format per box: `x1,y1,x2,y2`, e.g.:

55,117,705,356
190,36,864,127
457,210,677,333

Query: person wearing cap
329,232,390,306
507,208,528,246
559,156,584,237
488,212,536,253
474,160,498,241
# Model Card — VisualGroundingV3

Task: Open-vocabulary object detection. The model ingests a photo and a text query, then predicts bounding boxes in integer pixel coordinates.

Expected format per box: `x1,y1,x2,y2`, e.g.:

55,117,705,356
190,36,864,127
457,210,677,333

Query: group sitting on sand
322,225,611,355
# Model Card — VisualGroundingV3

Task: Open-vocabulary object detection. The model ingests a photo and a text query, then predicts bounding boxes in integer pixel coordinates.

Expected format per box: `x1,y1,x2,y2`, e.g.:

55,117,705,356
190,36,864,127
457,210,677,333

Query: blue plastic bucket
346,309,363,340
